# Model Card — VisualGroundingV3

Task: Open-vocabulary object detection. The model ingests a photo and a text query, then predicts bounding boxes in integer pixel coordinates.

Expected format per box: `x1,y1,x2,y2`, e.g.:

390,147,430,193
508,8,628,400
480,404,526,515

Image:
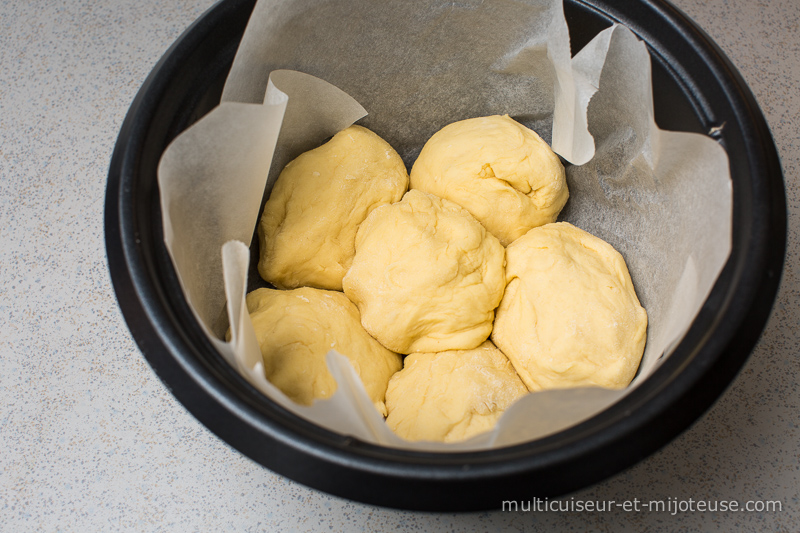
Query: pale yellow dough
492,222,647,391
385,342,529,443
258,125,409,291
245,287,402,415
410,114,568,246
342,190,505,354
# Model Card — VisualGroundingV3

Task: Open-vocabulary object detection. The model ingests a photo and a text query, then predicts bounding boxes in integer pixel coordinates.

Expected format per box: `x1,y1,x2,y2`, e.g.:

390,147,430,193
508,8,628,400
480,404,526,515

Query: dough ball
410,114,568,246
258,125,409,291
342,190,505,354
492,222,647,391
385,342,528,442
246,287,402,415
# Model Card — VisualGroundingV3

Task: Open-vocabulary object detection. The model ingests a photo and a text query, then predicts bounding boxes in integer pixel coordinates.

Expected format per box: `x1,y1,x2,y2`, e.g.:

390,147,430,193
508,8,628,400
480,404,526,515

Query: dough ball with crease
258,125,408,291
410,114,568,246
245,287,402,415
385,341,528,443
492,222,647,391
342,189,505,354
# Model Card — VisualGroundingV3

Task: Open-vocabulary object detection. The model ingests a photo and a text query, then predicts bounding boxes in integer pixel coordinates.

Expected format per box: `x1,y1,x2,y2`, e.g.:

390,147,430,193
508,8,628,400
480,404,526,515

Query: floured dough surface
385,342,528,442
342,189,506,354
258,125,408,291
492,222,647,391
410,114,568,246
246,287,402,415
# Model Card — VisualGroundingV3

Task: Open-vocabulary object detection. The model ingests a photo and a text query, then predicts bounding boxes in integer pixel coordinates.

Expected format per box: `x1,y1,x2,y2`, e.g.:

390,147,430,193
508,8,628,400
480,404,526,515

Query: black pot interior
106,0,785,511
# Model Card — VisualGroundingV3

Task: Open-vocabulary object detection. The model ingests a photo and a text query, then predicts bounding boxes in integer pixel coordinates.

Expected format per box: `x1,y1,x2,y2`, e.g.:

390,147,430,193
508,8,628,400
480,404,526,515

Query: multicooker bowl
105,0,786,511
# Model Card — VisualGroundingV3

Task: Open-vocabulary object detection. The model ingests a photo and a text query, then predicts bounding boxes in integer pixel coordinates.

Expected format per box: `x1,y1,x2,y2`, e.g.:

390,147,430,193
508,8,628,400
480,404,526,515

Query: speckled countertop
1,0,798,530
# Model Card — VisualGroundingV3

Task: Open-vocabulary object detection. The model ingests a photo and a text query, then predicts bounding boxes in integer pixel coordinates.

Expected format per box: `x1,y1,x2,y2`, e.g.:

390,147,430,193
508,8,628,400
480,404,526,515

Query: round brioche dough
342,189,505,354
258,125,409,291
492,222,647,391
410,114,568,246
245,287,402,415
385,342,528,442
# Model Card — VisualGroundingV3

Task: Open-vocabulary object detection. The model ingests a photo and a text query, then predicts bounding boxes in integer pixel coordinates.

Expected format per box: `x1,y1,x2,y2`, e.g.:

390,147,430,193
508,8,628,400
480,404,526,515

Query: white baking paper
158,0,731,451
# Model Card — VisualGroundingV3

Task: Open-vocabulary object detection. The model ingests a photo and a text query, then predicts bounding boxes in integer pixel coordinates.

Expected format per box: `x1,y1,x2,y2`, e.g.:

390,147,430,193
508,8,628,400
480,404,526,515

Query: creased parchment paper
157,0,731,451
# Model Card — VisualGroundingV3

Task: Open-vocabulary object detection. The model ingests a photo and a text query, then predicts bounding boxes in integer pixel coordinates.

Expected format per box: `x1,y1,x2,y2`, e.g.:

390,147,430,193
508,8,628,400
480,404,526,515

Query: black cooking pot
105,0,786,511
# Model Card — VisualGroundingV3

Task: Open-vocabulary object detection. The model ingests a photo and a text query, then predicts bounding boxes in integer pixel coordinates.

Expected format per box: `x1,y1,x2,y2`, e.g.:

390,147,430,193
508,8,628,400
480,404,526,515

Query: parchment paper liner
158,0,731,451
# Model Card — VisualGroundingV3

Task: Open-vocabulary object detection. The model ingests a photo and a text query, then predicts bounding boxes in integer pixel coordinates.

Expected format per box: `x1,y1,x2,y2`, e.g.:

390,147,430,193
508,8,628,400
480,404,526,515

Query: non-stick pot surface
105,0,785,511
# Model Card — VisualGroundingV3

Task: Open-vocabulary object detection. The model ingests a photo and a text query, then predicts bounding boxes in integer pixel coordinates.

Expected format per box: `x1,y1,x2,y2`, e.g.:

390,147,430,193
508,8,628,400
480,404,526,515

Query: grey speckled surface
1,0,797,530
